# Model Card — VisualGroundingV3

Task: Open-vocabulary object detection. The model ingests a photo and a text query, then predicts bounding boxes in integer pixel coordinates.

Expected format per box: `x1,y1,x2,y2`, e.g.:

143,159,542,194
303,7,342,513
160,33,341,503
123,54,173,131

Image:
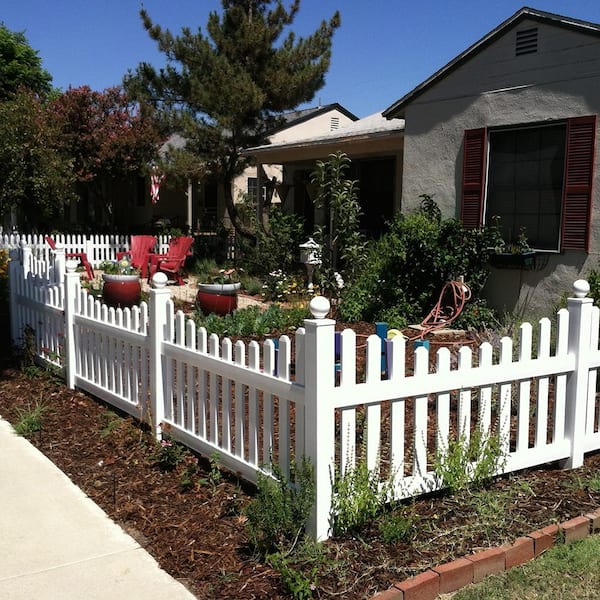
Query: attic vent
330,116,340,131
515,27,538,56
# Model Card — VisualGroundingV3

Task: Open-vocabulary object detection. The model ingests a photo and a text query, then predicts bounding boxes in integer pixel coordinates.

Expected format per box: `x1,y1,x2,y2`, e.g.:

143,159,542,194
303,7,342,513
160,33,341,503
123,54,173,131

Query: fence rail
7,245,600,540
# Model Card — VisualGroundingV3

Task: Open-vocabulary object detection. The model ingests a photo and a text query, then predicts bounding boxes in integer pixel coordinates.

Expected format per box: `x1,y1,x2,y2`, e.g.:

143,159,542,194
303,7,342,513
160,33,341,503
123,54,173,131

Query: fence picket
278,335,291,478
263,340,276,466
340,329,357,474
587,308,600,436
366,335,382,472
234,341,246,459
248,341,260,466
436,348,451,457
413,346,429,479
478,343,493,434
498,338,513,455
208,334,220,445
390,336,406,479
457,347,473,441
222,338,233,453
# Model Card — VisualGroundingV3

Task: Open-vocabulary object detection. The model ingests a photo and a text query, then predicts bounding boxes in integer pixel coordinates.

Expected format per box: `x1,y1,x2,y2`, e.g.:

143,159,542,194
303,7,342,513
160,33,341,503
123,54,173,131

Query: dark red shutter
461,128,486,228
562,115,596,252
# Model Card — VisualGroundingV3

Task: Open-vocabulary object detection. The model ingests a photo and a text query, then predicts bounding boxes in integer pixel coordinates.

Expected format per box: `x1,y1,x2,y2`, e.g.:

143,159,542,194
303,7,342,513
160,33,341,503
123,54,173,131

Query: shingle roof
245,111,404,155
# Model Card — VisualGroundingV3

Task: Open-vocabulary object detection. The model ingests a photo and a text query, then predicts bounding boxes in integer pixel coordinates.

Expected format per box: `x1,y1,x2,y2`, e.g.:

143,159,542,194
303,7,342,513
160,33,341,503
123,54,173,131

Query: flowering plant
211,267,240,284
99,255,140,276
152,436,185,471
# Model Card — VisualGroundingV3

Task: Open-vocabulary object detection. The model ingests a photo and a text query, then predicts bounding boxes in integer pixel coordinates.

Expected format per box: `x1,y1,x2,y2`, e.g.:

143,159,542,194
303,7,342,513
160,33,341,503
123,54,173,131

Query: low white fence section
1,233,173,267
8,246,600,541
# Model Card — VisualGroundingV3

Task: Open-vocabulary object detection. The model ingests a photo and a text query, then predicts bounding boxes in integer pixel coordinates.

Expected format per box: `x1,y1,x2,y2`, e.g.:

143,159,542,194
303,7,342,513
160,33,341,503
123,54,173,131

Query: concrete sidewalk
0,419,196,600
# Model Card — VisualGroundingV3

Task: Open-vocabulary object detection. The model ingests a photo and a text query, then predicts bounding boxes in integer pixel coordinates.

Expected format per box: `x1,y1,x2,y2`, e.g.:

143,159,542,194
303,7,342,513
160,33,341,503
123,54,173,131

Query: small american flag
150,171,165,204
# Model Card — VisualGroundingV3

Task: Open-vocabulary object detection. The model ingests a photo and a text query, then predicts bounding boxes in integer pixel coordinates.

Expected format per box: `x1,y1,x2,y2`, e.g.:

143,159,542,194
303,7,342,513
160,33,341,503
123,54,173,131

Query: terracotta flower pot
196,282,241,316
102,274,142,309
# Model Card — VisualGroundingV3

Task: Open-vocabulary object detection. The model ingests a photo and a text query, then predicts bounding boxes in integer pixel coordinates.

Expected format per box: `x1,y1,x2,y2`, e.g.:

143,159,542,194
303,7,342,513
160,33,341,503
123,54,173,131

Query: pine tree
124,0,340,238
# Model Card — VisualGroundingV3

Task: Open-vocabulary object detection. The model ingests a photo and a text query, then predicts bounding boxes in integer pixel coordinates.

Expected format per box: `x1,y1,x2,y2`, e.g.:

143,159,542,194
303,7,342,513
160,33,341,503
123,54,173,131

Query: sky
3,0,600,118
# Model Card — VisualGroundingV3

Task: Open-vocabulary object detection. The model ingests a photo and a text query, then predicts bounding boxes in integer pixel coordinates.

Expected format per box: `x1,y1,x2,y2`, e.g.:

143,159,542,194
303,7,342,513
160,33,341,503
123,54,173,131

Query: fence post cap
65,259,79,273
309,295,330,319
573,279,590,298
151,271,168,289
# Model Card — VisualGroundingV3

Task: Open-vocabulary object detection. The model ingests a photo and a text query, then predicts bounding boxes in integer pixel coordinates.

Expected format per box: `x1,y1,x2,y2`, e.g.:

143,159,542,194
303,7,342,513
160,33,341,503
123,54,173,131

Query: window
247,177,266,203
486,124,565,250
461,116,596,252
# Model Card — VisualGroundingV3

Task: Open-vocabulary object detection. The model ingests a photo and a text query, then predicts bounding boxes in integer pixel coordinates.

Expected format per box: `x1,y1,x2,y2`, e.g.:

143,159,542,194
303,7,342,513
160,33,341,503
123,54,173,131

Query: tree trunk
221,177,256,242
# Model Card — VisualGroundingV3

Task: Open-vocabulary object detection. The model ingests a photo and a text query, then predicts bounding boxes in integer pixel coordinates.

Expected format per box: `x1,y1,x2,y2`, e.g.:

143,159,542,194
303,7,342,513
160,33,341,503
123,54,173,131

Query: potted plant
488,221,537,270
196,268,241,315
99,256,142,308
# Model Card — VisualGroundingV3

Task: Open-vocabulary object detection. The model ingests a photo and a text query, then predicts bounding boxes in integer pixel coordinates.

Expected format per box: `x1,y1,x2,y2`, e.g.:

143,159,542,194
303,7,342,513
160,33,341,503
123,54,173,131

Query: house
382,7,600,314
140,104,358,235
244,111,405,235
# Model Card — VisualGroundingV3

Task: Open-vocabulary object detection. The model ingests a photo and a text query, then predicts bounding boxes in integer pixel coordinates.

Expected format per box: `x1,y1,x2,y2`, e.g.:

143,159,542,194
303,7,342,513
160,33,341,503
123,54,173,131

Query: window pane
485,124,566,250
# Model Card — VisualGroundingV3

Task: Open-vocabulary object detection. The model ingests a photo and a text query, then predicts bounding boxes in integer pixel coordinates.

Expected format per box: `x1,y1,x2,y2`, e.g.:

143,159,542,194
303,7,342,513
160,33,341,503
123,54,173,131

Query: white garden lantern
299,238,321,291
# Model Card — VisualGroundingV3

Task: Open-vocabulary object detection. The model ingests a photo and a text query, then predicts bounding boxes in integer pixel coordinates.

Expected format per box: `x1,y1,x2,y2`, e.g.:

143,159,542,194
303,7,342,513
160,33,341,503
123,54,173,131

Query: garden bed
2,323,600,599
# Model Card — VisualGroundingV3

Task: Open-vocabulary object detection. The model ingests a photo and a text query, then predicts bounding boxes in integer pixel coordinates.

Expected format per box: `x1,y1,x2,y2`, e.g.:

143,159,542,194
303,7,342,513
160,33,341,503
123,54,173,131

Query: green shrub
587,267,600,307
338,196,499,328
152,435,186,471
378,509,417,544
267,553,317,599
238,205,306,279
330,456,392,537
434,428,506,494
245,458,315,555
193,303,308,338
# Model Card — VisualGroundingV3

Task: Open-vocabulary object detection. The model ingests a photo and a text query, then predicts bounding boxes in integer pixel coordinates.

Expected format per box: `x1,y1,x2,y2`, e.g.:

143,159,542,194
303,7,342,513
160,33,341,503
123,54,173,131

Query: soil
2,321,600,599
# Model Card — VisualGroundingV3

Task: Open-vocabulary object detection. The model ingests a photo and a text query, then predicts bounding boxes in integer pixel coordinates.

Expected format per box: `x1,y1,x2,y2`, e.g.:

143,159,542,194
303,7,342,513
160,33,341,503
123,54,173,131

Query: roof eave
243,128,404,158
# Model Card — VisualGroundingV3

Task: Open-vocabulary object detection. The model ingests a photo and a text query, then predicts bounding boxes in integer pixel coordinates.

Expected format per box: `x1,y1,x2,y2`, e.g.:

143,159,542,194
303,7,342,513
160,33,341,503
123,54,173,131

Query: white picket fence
7,245,600,541
0,233,174,267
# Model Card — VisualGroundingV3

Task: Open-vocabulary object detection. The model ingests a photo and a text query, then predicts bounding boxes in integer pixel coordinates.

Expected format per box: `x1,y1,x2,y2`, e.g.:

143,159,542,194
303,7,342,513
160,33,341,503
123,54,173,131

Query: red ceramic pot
196,282,241,316
102,274,142,309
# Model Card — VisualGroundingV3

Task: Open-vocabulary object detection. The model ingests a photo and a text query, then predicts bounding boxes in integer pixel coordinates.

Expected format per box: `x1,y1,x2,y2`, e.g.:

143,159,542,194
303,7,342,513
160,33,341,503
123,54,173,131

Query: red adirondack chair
147,236,194,285
116,235,157,279
46,236,94,280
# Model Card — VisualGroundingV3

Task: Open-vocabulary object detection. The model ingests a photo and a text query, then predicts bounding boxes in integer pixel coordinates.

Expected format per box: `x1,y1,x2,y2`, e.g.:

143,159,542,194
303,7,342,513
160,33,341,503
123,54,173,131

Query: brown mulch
1,320,600,599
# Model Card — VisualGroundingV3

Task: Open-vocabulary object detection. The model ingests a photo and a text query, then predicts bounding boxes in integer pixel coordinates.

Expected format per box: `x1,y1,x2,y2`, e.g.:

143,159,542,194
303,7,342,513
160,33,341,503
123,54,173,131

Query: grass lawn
453,534,600,599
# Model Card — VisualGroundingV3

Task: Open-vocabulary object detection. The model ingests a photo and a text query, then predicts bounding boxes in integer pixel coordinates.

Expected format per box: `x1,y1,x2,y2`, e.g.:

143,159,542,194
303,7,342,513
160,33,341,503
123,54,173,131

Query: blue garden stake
414,339,430,352
385,339,393,379
375,322,388,378
272,338,279,377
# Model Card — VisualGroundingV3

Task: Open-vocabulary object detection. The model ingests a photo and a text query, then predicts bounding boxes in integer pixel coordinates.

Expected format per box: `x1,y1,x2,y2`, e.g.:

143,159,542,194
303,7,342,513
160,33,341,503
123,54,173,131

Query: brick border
370,510,597,599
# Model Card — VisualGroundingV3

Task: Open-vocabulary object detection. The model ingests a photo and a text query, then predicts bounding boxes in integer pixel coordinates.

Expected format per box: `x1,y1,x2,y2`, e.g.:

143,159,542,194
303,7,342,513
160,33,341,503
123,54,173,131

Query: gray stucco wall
401,18,600,316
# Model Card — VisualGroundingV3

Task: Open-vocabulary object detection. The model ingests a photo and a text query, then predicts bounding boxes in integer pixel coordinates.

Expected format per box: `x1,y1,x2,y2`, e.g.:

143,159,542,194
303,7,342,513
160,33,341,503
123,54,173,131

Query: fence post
52,244,66,285
21,241,31,277
564,279,594,469
303,295,336,541
148,272,171,439
63,260,81,389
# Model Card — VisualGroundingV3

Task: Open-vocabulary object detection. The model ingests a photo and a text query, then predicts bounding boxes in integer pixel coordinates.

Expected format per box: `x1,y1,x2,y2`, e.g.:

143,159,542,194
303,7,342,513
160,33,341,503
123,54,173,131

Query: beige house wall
232,107,356,207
